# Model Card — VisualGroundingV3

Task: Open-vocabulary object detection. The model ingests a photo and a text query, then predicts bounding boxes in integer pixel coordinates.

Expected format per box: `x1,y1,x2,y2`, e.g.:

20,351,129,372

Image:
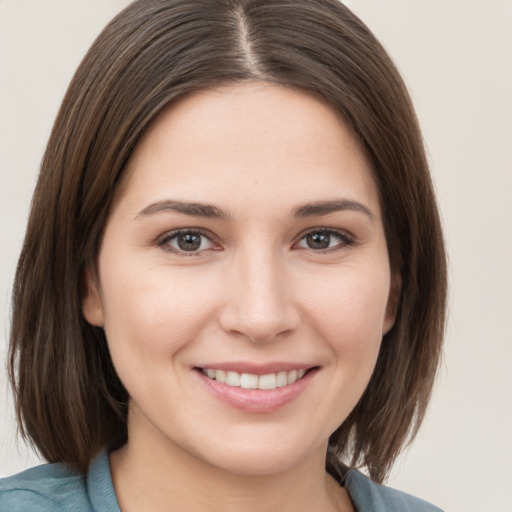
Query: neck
110,425,350,512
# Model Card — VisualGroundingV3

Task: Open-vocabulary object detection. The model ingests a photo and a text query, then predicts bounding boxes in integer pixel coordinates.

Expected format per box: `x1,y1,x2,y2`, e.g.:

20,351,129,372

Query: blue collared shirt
0,450,443,511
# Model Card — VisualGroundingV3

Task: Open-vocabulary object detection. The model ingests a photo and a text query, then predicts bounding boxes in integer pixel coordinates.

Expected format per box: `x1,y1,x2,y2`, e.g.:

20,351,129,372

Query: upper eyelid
296,227,355,241
158,227,216,243
293,228,357,252
156,228,220,254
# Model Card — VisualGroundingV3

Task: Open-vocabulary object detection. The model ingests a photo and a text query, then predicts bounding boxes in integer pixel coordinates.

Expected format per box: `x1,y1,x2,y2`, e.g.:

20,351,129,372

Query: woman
0,0,446,510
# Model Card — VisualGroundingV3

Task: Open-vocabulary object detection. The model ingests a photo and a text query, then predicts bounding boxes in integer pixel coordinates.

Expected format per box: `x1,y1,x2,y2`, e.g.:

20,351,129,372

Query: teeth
276,371,288,387
258,373,277,390
202,368,309,390
225,371,241,387
240,373,258,389
287,370,297,385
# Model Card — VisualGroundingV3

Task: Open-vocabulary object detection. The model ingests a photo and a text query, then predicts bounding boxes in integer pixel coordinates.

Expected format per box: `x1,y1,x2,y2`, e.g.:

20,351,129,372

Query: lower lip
195,369,317,413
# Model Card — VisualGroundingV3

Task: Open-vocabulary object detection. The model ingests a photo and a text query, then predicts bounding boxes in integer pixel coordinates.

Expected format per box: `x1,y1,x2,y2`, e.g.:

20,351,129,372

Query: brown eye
161,230,215,254
176,233,202,251
296,229,354,251
306,232,331,250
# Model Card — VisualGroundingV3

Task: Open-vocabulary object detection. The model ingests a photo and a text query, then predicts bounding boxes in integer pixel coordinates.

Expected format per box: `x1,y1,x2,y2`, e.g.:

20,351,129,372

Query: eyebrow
136,198,374,222
292,199,374,220
136,200,231,220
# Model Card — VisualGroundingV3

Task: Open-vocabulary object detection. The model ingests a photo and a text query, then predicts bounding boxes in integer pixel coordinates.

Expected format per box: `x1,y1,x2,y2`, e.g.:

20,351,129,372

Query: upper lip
194,362,318,375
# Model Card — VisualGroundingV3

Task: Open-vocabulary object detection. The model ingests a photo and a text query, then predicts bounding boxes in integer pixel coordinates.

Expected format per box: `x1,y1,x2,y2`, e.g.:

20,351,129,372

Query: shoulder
0,461,89,512
344,469,444,512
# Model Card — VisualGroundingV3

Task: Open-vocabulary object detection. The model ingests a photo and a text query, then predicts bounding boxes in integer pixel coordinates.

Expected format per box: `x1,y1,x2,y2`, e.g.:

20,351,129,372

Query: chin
191,431,327,477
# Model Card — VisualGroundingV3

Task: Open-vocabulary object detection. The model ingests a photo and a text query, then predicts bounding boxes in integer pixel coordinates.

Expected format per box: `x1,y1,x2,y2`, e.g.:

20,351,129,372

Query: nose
218,248,301,343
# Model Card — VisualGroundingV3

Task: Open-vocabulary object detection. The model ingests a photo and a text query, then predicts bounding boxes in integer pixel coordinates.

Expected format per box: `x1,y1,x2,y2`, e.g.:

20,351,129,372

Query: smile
200,368,308,390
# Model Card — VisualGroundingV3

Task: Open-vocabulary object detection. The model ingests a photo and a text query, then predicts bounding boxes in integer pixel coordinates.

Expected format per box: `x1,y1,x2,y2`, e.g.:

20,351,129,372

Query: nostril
218,300,301,344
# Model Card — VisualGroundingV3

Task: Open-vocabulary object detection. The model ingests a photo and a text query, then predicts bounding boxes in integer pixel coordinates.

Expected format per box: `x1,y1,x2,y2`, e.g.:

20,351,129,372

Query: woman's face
84,83,398,475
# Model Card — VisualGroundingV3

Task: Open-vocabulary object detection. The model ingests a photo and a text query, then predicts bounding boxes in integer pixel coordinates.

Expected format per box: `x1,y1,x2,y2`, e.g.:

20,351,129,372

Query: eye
159,229,217,255
295,229,354,251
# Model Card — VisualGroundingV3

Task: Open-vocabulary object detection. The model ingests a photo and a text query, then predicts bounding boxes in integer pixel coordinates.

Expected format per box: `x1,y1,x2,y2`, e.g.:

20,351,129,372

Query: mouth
195,365,319,412
197,367,314,390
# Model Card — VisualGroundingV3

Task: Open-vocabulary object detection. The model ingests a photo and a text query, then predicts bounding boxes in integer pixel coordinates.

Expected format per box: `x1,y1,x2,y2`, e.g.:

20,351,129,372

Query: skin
83,83,399,512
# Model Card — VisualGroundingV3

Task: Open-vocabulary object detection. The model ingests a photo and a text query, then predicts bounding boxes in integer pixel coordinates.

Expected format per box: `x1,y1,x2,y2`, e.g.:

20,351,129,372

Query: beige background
1,1,511,511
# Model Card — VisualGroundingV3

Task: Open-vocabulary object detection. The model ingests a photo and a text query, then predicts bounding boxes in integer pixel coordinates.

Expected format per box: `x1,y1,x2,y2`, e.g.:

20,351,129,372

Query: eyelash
294,228,356,253
157,228,219,256
156,228,356,256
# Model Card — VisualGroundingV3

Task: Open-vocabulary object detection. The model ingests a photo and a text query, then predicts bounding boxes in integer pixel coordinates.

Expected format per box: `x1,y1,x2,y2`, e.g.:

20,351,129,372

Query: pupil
178,233,201,251
307,232,330,249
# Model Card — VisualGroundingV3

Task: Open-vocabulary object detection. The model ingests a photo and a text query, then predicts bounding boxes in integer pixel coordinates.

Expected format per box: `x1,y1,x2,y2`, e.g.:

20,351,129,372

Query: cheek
291,269,390,438
303,266,390,360
99,266,215,368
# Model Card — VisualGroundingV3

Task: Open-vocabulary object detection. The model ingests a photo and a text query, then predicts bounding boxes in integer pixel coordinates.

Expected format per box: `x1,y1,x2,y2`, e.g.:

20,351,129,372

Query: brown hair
8,0,446,483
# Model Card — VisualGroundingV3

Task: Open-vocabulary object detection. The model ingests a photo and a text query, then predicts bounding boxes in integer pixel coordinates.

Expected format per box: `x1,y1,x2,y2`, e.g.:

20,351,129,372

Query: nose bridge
220,242,298,342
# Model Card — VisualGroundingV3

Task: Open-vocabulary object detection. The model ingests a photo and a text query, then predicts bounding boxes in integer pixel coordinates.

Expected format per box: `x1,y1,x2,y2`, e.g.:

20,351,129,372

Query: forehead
116,82,380,217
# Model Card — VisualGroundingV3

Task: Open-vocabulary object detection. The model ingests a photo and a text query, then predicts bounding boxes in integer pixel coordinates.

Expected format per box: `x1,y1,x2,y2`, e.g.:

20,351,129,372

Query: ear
383,271,402,335
82,266,105,327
